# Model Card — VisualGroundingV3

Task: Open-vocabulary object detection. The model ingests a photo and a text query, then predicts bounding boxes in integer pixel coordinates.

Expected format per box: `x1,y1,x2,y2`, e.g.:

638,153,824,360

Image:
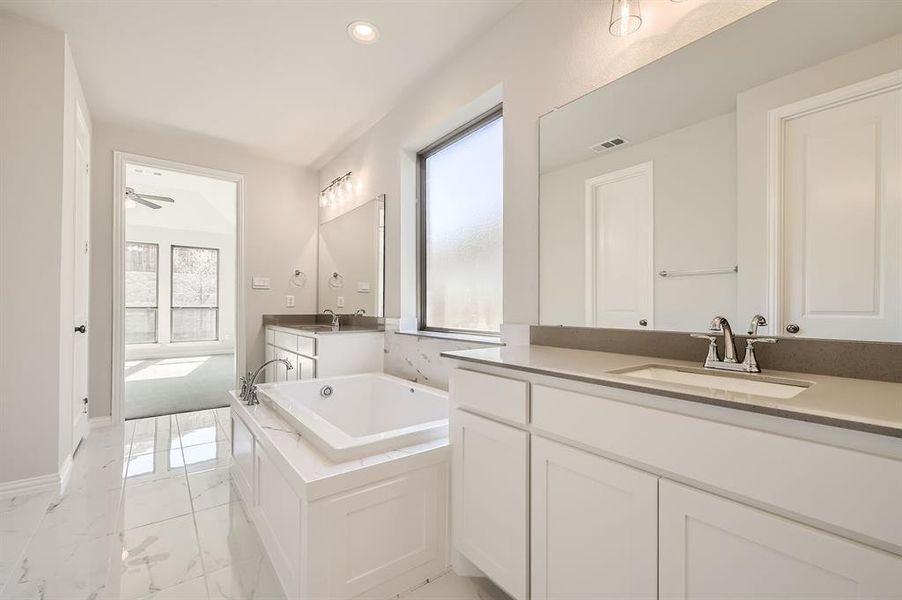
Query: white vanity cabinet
263,325,383,382
448,367,902,600
659,480,902,598
531,436,658,600
451,408,529,600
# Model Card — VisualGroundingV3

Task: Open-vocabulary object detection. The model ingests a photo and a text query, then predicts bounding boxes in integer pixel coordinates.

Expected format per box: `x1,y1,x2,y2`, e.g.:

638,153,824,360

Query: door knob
785,323,800,334
639,319,648,327
74,324,87,333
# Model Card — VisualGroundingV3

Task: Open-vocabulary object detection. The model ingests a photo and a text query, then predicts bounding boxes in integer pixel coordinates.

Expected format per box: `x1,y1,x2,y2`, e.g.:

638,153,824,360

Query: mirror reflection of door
778,76,901,342
584,162,653,329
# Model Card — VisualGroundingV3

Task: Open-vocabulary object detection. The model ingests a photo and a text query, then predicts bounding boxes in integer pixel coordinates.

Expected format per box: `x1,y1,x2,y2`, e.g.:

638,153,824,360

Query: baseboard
0,471,60,499
0,454,74,500
89,416,113,429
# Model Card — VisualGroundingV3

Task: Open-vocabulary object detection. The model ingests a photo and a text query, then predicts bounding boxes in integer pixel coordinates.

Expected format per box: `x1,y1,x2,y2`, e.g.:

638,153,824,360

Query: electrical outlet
337,296,345,308
285,295,295,308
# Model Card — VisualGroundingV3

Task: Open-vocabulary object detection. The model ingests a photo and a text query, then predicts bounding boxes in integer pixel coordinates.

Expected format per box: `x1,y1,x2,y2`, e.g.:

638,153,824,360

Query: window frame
124,241,160,345
416,104,503,336
169,244,221,343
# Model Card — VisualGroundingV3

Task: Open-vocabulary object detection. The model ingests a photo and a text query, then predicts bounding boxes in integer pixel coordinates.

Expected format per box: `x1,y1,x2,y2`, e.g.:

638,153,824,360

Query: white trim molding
765,70,902,333
112,152,247,425
0,460,70,499
89,416,113,429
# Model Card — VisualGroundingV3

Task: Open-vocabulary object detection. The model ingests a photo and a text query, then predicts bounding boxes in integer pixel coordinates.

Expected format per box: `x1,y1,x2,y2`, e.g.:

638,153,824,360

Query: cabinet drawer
273,330,298,352
296,334,315,357
532,384,902,550
451,369,529,424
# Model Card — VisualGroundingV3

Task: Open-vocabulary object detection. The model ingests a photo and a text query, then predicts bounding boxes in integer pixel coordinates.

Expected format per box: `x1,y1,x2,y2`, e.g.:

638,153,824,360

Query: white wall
540,112,737,331
0,14,90,485
316,0,767,382
124,225,236,359
90,122,319,419
736,34,902,329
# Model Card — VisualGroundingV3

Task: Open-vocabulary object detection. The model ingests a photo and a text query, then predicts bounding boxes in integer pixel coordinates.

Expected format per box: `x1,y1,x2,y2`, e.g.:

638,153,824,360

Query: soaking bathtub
256,373,449,462
230,374,450,599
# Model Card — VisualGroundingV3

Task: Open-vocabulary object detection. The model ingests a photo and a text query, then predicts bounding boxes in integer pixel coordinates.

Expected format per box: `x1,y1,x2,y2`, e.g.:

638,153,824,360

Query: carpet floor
124,354,235,420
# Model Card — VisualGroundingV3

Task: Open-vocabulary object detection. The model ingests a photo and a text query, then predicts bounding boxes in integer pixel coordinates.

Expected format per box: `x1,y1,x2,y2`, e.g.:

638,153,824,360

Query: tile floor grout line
176,412,215,600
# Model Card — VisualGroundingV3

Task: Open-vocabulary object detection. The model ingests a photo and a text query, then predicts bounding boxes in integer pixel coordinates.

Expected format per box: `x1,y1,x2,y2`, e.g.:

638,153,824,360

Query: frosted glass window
421,111,502,333
171,246,219,342
125,242,158,344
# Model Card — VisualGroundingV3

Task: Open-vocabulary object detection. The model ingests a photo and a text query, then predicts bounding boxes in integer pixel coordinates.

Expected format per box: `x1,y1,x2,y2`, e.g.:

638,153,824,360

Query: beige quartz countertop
441,345,902,438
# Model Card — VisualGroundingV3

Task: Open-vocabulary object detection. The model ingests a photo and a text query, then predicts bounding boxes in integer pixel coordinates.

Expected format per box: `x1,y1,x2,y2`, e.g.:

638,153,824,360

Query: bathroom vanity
443,346,902,600
263,324,383,382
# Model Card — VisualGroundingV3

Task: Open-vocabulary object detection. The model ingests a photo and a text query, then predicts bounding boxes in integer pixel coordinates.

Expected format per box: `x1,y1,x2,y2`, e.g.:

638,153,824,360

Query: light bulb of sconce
609,0,642,36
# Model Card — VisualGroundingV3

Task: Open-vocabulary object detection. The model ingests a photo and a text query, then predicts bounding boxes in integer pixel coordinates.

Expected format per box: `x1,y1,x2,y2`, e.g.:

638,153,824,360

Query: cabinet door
531,436,658,600
296,354,316,380
273,348,298,381
659,480,902,599
256,442,301,594
264,343,275,382
451,409,528,600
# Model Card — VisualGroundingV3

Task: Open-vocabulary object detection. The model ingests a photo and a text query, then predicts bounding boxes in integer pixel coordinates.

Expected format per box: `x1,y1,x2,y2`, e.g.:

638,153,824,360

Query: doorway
113,154,245,421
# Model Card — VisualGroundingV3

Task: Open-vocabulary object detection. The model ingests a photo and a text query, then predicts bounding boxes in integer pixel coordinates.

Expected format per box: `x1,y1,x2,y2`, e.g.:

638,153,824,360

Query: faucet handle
690,333,720,365
743,337,777,373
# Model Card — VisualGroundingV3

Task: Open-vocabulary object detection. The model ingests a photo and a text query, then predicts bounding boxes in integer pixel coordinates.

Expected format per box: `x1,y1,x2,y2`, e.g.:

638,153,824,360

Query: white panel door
585,162,654,329
451,409,528,600
71,101,91,450
531,436,658,600
782,83,901,341
659,480,902,600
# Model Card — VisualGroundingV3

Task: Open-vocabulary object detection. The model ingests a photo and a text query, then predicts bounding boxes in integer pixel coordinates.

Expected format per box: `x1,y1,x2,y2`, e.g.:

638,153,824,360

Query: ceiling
540,0,902,173
0,0,520,167
126,164,236,235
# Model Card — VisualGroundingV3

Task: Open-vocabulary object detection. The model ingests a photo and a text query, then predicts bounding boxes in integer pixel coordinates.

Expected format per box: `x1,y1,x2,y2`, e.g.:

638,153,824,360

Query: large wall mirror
539,1,901,342
318,195,385,317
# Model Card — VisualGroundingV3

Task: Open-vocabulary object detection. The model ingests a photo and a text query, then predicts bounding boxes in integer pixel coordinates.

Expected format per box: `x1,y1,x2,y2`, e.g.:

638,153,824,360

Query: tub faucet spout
240,358,293,405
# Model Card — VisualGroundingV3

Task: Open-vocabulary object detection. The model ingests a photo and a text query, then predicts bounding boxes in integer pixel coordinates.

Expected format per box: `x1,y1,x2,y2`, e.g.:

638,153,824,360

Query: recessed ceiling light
348,21,379,44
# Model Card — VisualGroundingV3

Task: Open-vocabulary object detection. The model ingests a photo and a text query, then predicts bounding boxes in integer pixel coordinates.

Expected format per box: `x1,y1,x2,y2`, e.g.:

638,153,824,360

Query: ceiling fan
125,187,175,210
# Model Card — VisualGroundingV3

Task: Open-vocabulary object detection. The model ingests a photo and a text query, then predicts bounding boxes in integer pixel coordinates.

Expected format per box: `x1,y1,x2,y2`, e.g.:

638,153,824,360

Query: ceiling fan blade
136,193,175,203
134,197,162,210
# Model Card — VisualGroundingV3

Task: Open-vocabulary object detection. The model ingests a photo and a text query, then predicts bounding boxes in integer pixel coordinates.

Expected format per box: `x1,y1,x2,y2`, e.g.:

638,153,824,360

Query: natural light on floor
125,355,212,382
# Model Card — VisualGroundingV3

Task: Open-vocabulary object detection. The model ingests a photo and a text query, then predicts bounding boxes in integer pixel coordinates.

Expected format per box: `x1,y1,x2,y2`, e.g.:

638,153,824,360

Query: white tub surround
259,375,448,462
263,325,383,382
443,345,902,600
229,380,450,600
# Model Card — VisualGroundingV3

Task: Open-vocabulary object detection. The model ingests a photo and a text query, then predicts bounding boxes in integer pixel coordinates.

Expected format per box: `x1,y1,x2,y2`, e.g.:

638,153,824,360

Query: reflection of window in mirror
417,105,503,335
538,1,901,343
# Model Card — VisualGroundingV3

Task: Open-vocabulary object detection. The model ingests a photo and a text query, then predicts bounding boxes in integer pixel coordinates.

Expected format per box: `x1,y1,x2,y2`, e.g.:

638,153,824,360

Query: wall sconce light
609,0,642,37
320,171,353,208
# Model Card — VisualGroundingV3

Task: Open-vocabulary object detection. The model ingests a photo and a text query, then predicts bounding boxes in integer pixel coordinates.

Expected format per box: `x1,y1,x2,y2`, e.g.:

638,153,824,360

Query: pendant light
610,0,642,36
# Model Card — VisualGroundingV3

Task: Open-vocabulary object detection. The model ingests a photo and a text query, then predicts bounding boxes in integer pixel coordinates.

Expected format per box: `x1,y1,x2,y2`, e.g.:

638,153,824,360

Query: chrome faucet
323,309,340,331
691,315,777,374
239,358,292,405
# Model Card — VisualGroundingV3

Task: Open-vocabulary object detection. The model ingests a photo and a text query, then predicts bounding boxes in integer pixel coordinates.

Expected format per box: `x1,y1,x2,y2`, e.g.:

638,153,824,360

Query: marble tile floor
0,408,508,600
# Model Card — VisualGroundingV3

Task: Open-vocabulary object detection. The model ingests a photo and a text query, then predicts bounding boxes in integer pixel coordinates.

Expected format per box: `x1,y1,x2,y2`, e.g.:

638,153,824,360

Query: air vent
590,137,629,153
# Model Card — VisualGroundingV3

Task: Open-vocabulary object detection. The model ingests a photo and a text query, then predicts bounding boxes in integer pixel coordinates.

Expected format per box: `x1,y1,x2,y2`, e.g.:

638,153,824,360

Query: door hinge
82,397,88,414
85,164,90,174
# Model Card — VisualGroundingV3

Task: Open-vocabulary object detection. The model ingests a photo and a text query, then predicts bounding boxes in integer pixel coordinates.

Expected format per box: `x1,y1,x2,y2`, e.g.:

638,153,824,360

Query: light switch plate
252,277,271,290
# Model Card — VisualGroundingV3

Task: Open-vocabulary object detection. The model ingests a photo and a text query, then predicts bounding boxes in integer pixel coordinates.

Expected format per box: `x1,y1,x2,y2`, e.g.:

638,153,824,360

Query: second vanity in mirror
539,0,902,343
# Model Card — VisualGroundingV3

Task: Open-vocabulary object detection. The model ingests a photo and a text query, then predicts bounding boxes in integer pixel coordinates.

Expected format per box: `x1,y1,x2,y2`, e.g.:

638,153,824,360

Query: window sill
394,329,505,346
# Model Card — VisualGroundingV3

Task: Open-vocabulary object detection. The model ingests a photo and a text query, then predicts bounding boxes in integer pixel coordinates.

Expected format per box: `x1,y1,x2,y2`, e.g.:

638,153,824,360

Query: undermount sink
614,365,810,399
